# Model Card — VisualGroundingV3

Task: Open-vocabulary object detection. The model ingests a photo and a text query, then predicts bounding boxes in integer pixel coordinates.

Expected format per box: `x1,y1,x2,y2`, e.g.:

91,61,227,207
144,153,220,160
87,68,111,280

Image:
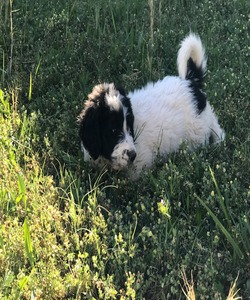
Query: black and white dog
78,33,225,178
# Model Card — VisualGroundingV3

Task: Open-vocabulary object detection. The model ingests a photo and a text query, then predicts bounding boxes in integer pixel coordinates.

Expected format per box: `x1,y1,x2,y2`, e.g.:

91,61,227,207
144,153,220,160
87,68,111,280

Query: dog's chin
110,158,133,171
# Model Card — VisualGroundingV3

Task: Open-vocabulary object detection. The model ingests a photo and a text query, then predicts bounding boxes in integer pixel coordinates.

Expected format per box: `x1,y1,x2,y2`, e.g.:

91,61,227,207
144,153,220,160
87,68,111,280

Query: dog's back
128,33,225,176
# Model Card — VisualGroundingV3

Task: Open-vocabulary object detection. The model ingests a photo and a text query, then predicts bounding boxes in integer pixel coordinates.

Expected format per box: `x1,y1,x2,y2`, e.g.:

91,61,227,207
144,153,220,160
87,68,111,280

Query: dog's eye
111,128,118,135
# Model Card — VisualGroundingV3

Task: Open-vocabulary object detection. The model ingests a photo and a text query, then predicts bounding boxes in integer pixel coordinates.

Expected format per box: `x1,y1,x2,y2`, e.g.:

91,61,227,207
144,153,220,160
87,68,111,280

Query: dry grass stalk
227,273,242,300
181,270,196,300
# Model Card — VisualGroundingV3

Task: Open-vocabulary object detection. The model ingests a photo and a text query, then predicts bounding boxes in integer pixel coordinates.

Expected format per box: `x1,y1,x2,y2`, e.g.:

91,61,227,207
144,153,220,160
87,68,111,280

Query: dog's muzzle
110,147,137,170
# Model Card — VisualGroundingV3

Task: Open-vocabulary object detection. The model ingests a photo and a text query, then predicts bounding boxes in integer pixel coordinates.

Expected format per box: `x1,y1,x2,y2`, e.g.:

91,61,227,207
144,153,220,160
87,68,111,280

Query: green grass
0,0,249,299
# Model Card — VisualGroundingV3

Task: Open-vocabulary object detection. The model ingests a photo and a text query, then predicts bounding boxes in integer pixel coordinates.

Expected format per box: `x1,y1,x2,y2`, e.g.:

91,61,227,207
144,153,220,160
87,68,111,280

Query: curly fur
78,33,225,178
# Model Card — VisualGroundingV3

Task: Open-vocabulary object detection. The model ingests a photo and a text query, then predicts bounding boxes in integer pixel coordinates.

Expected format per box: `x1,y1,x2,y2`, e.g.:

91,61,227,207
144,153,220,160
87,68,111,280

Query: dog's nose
127,150,136,163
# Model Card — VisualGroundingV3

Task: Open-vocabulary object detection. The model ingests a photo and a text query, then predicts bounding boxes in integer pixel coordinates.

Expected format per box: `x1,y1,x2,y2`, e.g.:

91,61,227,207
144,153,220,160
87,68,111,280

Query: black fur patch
118,87,135,138
79,85,134,161
189,83,207,114
186,58,207,115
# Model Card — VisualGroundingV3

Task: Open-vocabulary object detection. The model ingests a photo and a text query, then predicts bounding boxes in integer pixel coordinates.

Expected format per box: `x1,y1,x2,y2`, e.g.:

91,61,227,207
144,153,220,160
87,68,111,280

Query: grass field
0,0,249,299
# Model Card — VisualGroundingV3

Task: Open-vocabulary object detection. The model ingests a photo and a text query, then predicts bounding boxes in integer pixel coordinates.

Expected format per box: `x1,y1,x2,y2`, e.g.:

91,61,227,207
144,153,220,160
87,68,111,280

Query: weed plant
0,0,249,299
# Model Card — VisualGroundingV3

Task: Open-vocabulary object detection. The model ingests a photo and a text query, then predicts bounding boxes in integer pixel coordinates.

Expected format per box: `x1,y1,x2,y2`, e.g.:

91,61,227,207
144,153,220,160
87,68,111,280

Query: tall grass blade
17,173,27,210
35,58,42,76
28,72,32,101
19,275,29,290
109,6,117,34
196,195,244,259
69,190,78,229
23,218,35,267
0,234,4,249
1,50,5,85
209,166,231,225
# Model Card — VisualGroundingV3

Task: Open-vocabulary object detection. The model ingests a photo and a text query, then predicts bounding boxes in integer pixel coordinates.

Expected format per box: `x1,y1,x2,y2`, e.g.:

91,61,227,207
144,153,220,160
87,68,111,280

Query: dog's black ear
79,106,101,160
117,87,135,139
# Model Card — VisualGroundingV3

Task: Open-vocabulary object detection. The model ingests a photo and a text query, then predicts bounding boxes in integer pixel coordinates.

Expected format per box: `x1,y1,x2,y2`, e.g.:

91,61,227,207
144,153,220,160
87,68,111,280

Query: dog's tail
177,33,207,87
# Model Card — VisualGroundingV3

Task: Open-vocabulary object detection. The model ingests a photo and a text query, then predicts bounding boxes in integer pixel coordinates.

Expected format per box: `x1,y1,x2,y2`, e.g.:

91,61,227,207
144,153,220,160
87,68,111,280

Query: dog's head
78,83,136,170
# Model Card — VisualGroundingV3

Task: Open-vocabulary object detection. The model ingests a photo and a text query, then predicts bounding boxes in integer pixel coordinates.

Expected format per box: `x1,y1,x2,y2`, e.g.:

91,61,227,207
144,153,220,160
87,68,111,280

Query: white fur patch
128,75,224,176
177,33,207,79
104,83,123,111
